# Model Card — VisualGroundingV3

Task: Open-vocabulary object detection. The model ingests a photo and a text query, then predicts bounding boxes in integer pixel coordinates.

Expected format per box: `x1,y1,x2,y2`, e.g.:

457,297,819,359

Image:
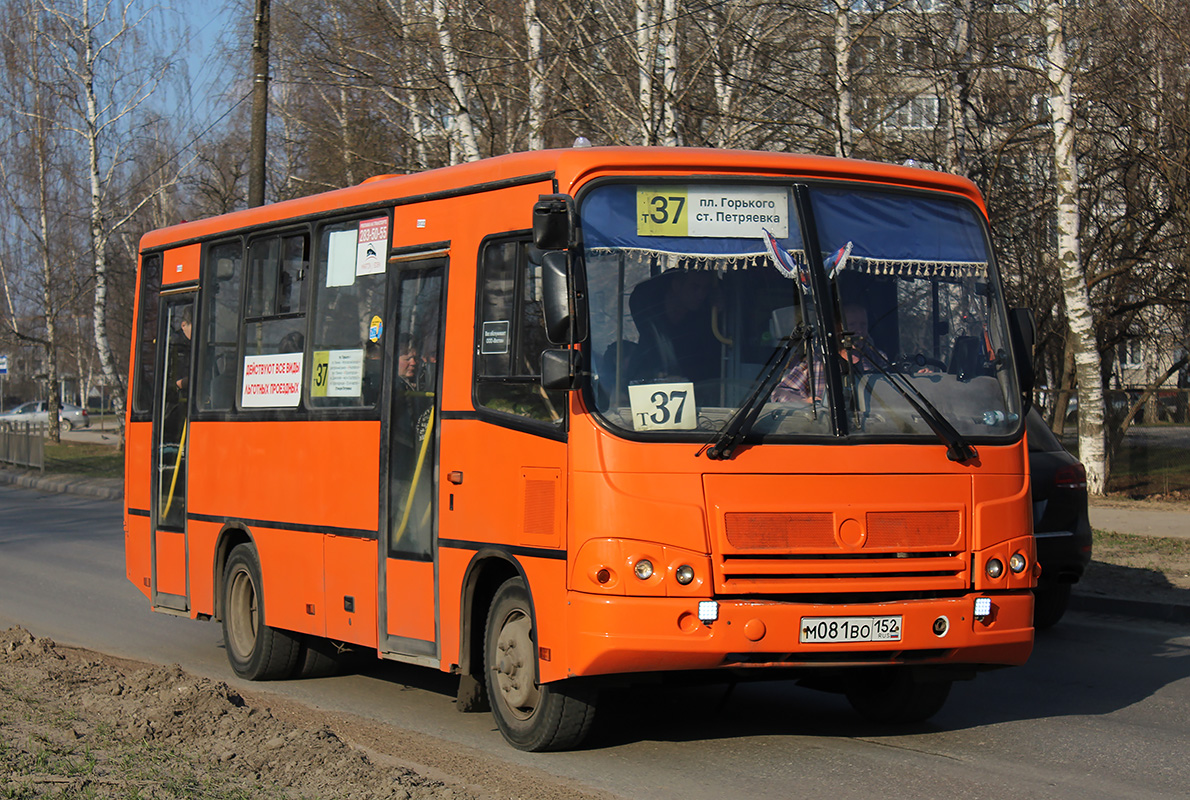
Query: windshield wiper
700,326,813,460
848,336,979,463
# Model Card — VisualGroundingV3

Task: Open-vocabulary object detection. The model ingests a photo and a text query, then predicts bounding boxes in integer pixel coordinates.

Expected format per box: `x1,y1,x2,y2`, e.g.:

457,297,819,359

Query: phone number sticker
636,186,789,239
628,382,698,431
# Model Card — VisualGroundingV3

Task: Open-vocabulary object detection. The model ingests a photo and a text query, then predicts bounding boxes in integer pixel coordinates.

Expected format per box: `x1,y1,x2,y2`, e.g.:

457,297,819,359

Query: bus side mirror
541,250,587,345
533,194,575,250
541,349,576,391
1008,307,1036,411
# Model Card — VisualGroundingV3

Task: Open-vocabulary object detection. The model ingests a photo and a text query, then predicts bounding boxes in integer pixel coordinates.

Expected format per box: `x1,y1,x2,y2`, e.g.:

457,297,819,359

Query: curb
1070,592,1190,625
0,468,123,502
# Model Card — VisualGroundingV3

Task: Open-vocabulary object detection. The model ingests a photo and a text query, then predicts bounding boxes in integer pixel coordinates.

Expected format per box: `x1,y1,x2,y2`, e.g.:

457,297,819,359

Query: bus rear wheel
221,544,300,681
845,667,951,724
484,577,596,751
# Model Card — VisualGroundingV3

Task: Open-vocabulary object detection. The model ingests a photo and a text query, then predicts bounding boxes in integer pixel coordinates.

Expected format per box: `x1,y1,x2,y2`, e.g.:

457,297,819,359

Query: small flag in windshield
761,227,799,281
825,241,853,280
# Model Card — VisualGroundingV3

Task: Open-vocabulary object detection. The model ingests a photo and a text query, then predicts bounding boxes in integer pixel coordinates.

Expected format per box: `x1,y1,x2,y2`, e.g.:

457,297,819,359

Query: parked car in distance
1027,407,1093,628
0,401,90,432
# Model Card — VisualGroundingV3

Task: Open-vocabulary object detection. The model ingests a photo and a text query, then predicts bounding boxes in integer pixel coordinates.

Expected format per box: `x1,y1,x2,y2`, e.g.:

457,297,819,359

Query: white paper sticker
325,349,364,396
242,353,304,408
637,186,789,239
327,229,358,287
628,382,698,431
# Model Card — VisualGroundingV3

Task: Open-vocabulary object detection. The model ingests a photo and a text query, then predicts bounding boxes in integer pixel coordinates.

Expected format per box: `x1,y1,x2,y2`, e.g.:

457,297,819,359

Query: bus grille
716,511,968,595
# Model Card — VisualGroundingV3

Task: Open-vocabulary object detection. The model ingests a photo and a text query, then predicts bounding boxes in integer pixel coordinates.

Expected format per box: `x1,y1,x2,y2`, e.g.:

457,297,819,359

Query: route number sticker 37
628,382,698,431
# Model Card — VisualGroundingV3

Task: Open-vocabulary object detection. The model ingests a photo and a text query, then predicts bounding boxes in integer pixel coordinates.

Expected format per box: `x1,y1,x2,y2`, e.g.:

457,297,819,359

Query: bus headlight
986,558,1004,579
634,559,654,580
1009,552,1028,574
675,564,695,585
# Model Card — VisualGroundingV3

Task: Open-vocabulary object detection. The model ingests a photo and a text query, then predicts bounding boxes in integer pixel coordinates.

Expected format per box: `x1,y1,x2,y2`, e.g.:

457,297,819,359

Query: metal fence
0,422,45,471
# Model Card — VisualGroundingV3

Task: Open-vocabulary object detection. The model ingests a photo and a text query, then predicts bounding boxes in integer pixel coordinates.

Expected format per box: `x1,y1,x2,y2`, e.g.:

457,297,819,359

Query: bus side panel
186,519,221,616
326,536,377,648
255,529,326,636
124,421,153,598
437,418,571,681
385,559,435,643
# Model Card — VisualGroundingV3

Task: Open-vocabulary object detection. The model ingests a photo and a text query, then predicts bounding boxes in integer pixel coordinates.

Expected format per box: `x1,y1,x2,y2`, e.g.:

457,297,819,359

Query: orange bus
125,147,1038,751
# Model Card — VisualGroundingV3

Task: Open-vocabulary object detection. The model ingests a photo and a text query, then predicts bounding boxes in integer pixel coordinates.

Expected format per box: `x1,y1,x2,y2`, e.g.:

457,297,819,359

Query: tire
845,667,951,724
293,635,346,679
1032,582,1073,630
221,544,301,680
59,419,73,434
484,577,597,751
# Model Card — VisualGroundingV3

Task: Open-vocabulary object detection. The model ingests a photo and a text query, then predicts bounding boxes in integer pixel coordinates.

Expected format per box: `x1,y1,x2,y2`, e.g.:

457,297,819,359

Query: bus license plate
799,616,902,644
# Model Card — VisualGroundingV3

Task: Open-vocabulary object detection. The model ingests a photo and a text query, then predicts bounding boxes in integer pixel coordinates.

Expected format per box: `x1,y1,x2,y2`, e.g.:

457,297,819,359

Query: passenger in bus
771,303,874,403
278,331,304,354
628,268,721,385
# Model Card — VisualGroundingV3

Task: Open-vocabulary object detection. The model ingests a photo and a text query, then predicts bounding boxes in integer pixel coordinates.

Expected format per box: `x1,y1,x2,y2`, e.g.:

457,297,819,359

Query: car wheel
59,419,73,433
845,667,951,724
1032,581,1072,630
484,577,597,751
221,544,301,680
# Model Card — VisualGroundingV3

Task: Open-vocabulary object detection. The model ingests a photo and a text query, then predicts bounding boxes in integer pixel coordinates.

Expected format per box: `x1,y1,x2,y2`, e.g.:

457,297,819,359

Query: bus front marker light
1009,552,1028,574
698,601,719,623
634,559,654,580
986,558,1004,579
596,568,611,585
675,564,695,585
974,597,992,620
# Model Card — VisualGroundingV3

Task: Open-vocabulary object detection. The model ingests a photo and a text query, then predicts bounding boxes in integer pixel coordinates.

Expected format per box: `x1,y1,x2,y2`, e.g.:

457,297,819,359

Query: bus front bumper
562,591,1033,679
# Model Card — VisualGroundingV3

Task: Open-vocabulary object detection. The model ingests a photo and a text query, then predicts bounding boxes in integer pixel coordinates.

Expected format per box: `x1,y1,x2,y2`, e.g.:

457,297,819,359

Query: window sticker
481,320,510,354
356,217,389,276
327,229,357,287
628,382,698,431
369,315,383,343
636,185,789,239
242,353,304,408
311,349,364,397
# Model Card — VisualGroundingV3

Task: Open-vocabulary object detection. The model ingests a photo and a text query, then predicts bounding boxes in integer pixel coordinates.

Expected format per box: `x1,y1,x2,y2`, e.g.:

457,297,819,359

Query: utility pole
248,0,270,208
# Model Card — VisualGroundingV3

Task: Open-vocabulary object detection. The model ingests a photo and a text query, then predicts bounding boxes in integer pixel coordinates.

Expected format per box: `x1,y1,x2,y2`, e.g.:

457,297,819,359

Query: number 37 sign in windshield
636,185,789,239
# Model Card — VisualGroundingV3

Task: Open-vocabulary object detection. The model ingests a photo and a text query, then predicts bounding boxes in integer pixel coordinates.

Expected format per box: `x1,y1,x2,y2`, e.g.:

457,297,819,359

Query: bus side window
474,237,565,425
243,232,309,360
197,241,243,411
308,219,388,409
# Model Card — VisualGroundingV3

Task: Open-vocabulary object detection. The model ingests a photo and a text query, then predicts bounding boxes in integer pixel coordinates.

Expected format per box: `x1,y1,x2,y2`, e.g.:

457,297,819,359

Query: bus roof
139,147,987,252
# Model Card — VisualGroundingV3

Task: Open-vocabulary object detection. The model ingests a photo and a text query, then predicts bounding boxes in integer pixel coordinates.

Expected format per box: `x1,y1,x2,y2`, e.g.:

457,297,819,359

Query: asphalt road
2,483,1189,799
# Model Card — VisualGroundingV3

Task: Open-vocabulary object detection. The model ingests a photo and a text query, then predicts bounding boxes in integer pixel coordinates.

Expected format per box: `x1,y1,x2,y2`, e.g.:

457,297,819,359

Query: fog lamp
986,558,1004,579
1009,552,1028,574
675,564,695,585
698,600,719,623
974,597,992,619
634,559,654,580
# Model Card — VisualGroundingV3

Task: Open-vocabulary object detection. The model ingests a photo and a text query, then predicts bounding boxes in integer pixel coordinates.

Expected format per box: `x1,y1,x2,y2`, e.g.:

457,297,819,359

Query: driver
771,303,875,403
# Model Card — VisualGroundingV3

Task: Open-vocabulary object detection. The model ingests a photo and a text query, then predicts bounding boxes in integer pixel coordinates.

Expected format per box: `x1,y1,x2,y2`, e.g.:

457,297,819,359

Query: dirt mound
1,626,474,799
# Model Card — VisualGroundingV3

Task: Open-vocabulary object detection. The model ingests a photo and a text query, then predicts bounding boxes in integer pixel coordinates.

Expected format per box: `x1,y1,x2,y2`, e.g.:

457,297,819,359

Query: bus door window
132,253,163,416
158,297,194,530
388,263,445,560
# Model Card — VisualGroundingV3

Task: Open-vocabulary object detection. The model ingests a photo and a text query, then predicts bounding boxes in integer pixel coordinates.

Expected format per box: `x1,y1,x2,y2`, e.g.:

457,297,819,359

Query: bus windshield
581,181,1021,444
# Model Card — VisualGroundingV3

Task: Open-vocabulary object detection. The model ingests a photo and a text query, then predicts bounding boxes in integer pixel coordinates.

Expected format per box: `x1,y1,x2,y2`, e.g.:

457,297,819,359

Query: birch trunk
636,0,655,144
525,0,545,150
431,0,481,162
1045,0,1107,493
659,0,679,146
832,0,852,158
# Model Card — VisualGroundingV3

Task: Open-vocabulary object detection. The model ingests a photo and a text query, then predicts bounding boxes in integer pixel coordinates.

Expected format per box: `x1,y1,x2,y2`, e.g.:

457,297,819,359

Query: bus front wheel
484,577,596,751
221,544,301,681
845,667,951,724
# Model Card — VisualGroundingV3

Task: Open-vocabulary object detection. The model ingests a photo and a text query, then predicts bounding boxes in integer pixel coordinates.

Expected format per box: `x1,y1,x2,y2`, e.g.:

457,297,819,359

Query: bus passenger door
151,293,196,613
380,258,446,659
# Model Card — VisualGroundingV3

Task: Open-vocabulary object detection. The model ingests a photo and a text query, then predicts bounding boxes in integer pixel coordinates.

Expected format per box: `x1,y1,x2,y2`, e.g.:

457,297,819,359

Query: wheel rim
226,567,259,660
493,608,540,720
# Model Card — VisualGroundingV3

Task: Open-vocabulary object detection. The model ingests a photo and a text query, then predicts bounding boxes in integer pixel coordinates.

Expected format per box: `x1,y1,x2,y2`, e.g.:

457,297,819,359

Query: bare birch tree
1043,0,1106,492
